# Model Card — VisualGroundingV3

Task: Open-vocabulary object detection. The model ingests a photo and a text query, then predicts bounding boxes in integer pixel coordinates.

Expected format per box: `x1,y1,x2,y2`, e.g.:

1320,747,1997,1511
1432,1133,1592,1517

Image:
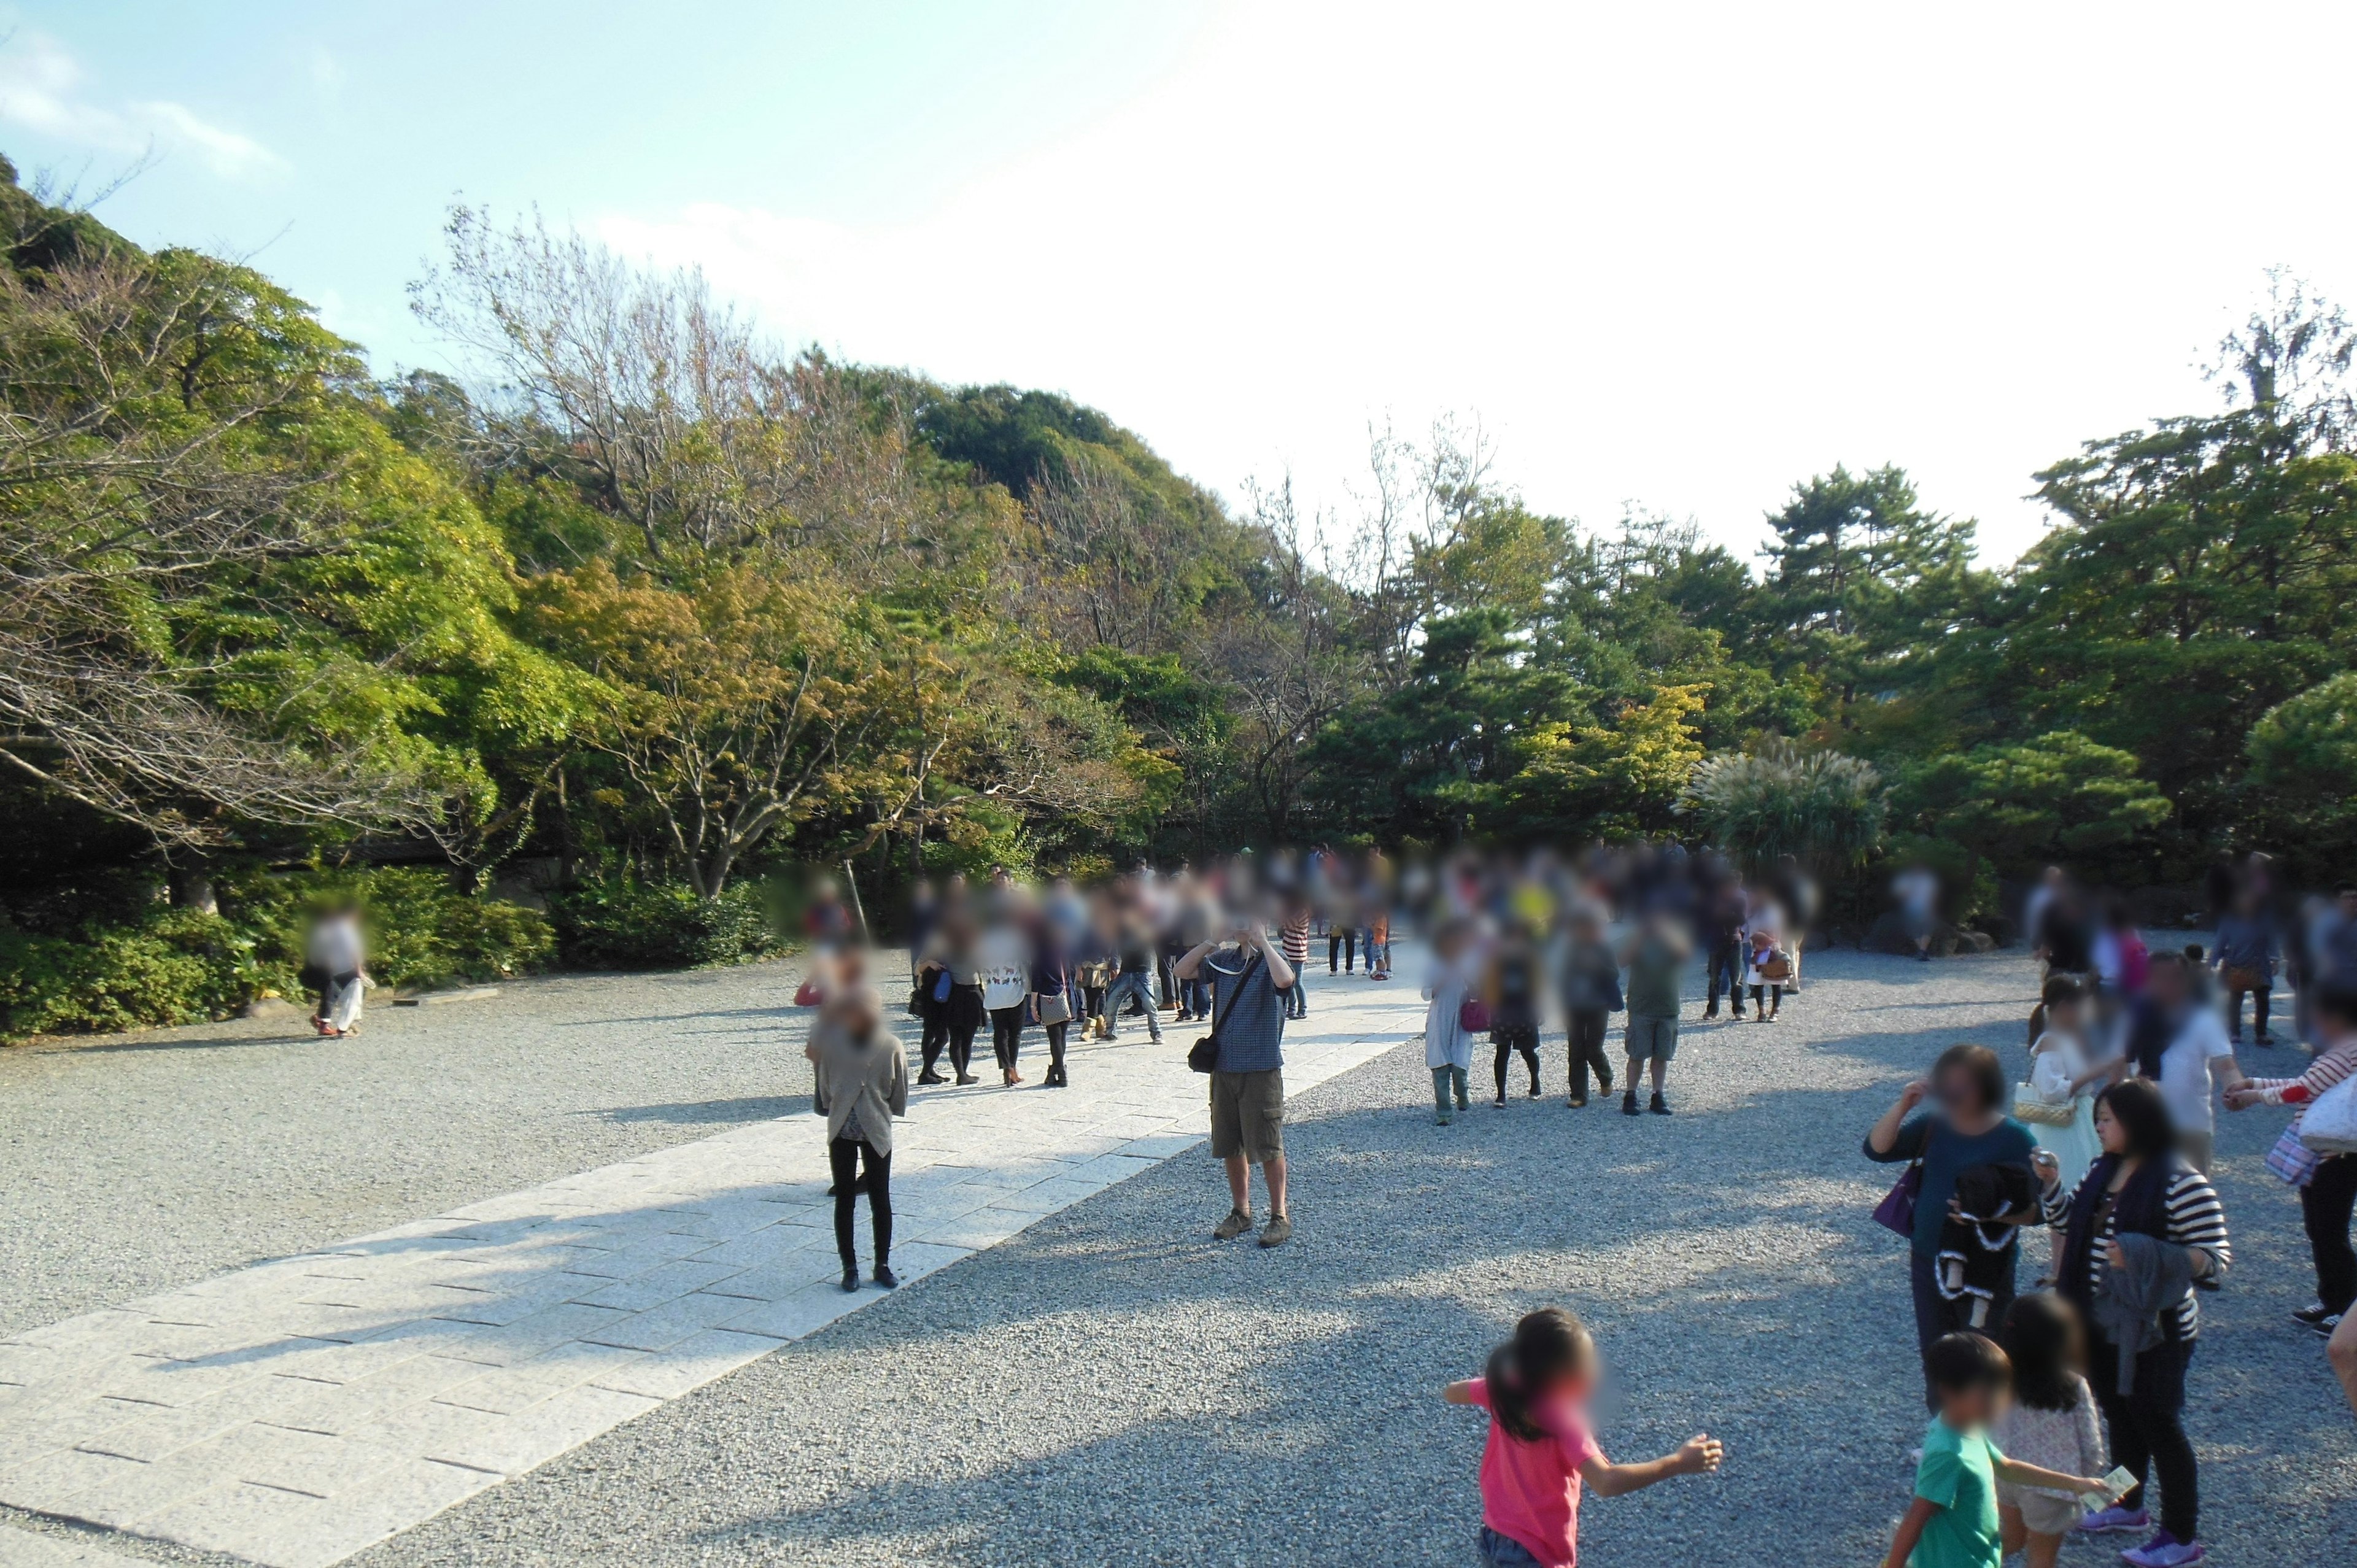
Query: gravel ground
331,948,2343,1567
6,948,2351,1566
0,953,880,1339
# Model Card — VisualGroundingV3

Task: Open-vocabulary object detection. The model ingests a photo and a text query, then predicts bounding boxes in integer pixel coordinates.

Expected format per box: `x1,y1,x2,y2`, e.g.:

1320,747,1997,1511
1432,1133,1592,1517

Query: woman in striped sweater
2035,1078,2227,1568
2225,971,2357,1338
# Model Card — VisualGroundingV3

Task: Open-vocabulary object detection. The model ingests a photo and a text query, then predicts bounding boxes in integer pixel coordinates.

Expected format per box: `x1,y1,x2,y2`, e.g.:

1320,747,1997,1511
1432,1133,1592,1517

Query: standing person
904,878,940,970
1864,1045,2042,1404
978,898,1031,1086
307,904,367,1038
1701,875,1749,1021
807,984,908,1292
1031,914,1077,1089
1894,862,1941,962
1327,875,1359,975
2023,868,2066,976
1618,914,1690,1116
921,904,986,1086
1365,902,1393,981
2036,883,2097,986
1080,892,1118,1040
2224,971,2357,1338
1174,877,1217,1022
1488,921,1545,1104
1442,1307,1723,1568
2115,953,2249,1175
1423,919,1478,1124
1175,912,1298,1246
1770,854,1817,992
2035,1079,2229,1567
1741,922,1784,1022
1101,890,1164,1044
2024,976,2108,1284
1557,907,1619,1108
2212,890,2278,1047
1278,892,1313,1019
1878,1334,2112,1568
1993,1295,2109,1568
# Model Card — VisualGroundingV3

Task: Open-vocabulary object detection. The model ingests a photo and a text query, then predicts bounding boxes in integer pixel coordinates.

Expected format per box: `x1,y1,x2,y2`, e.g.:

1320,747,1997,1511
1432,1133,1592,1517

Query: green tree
1895,731,2172,882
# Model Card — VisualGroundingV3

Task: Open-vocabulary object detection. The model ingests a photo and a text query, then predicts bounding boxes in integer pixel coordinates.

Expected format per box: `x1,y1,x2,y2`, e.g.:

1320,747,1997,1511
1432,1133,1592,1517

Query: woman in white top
977,905,1034,1086
2023,975,2109,1282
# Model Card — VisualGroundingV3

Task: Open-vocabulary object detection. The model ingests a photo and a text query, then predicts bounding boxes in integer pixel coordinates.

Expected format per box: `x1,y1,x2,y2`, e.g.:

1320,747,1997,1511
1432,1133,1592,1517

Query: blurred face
1938,1383,2003,1431
2048,997,2082,1032
2095,1097,2127,1155
2147,962,2188,1008
1935,1064,1992,1118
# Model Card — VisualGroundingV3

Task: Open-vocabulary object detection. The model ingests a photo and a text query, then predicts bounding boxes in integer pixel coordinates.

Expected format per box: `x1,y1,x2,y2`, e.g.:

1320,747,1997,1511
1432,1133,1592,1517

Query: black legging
945,983,984,1078
1493,1024,1539,1097
2088,1334,2197,1542
918,993,950,1078
989,1004,1026,1072
828,1137,891,1272
1328,929,1355,973
2302,1153,2357,1315
1566,1010,1612,1099
1045,1020,1070,1084
1749,983,1783,1017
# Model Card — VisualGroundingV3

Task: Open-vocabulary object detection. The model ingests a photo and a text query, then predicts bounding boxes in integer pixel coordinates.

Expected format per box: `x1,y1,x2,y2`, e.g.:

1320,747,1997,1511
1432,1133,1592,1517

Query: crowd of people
786,843,2355,1568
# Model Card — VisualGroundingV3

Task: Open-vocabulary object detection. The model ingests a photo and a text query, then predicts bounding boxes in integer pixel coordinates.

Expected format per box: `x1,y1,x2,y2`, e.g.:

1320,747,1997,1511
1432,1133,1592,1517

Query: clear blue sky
8,3,2356,563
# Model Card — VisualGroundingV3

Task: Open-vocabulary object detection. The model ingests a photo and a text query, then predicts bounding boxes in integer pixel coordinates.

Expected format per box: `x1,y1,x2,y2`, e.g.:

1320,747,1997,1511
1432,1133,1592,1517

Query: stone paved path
0,974,1424,1568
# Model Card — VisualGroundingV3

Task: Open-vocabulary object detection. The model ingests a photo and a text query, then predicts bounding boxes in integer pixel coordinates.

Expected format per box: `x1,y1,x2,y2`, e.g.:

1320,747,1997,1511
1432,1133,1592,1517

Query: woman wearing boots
916,904,985,1085
1032,917,1076,1087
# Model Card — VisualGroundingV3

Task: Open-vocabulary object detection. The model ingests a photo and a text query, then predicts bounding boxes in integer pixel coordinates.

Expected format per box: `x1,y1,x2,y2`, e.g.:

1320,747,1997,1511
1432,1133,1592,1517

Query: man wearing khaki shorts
1175,914,1299,1247
1620,913,1692,1116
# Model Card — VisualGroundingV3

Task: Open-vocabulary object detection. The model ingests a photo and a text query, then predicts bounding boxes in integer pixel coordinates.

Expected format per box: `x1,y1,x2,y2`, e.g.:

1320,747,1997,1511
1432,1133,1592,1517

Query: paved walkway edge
0,981,1417,1568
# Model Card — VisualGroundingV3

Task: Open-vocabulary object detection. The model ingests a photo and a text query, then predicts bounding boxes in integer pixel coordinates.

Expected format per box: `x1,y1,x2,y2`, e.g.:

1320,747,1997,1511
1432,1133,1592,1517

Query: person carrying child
1879,1332,2114,1568
1443,1306,1723,1567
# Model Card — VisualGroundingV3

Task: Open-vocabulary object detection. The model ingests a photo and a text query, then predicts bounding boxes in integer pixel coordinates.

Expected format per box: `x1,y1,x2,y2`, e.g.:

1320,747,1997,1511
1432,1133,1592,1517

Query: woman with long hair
2035,1078,2229,1567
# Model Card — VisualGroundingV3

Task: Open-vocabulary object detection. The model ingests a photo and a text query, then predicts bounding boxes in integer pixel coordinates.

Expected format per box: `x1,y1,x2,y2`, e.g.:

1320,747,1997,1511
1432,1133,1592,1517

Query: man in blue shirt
1176,915,1298,1247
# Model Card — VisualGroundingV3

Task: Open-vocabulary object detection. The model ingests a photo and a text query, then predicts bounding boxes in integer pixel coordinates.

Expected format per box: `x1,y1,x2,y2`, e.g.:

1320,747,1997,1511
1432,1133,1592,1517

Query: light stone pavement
0,973,1419,1568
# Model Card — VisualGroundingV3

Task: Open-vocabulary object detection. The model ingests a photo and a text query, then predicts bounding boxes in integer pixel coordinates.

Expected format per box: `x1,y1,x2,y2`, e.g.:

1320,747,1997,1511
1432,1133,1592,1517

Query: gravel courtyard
4,947,2352,1565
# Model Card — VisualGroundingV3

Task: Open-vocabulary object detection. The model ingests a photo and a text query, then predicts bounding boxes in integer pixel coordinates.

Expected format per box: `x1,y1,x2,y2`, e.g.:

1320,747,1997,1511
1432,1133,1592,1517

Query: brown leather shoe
1258,1214,1293,1248
1213,1208,1254,1241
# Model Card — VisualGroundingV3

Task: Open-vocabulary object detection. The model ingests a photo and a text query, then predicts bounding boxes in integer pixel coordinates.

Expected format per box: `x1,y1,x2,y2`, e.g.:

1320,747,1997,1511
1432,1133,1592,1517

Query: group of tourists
791,839,2354,1568
1863,855,2357,1568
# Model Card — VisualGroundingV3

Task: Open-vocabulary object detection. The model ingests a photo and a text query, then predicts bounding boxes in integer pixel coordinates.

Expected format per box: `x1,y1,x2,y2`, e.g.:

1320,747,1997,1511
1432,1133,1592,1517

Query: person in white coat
1423,918,1480,1123
306,906,366,1037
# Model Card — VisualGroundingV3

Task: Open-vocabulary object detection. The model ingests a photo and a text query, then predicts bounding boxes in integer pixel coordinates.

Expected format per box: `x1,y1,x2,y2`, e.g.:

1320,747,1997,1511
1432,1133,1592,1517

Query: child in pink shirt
1444,1307,1724,1567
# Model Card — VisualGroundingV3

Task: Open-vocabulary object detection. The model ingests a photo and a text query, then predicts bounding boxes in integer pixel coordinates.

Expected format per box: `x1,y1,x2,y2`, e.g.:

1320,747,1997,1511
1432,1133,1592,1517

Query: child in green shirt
1881,1334,2110,1568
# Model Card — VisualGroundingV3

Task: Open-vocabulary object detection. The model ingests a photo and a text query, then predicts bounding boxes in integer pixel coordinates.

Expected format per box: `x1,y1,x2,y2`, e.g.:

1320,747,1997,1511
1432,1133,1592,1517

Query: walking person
1701,875,1748,1020
1424,918,1478,1124
1488,921,1544,1103
2022,975,2109,1284
916,903,986,1085
1741,921,1784,1022
807,983,908,1292
1279,892,1312,1019
1101,890,1164,1043
1176,910,1298,1246
1619,913,1690,1116
978,897,1031,1086
2212,890,2278,1047
1442,1307,1723,1568
2224,971,2357,1338
1865,1045,2041,1404
1557,906,1619,1107
1031,914,1077,1089
2035,1079,2229,1567
306,903,367,1038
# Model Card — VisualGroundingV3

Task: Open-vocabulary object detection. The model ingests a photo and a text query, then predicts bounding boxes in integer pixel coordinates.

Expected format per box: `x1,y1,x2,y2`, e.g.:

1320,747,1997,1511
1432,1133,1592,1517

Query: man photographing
1176,909,1299,1248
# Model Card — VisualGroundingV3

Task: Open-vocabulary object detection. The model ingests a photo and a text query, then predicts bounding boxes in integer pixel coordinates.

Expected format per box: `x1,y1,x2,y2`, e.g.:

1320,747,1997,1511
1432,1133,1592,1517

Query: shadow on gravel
593,1095,810,1125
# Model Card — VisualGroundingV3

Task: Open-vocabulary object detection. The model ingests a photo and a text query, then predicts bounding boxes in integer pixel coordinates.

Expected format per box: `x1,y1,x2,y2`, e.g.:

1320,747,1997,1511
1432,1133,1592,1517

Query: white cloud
0,31,285,181
605,1,2357,564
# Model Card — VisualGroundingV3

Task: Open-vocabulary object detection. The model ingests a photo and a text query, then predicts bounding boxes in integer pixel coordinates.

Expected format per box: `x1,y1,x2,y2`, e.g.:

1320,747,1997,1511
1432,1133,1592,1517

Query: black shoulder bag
1188,952,1261,1074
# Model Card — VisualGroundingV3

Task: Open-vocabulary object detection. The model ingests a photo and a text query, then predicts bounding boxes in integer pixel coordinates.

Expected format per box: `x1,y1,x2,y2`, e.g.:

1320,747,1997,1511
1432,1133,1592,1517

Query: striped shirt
2247,1038,2357,1111
1280,914,1311,964
2040,1159,2229,1340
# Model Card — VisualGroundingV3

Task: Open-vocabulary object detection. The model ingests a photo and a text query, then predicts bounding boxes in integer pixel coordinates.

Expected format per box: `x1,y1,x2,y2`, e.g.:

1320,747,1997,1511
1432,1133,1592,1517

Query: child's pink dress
1466,1377,1600,1567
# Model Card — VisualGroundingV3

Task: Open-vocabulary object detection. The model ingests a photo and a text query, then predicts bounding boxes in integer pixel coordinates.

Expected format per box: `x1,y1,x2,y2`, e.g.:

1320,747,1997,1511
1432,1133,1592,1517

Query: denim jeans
1101,971,1161,1040
1477,1526,1544,1567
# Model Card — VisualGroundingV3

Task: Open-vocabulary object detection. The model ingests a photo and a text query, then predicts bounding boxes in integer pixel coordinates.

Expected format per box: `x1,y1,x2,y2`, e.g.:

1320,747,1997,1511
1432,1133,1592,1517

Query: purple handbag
1873,1163,1922,1236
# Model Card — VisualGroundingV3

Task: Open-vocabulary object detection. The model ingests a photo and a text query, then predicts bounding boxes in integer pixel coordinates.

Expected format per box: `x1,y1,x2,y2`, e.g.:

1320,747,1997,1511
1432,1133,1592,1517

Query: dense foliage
5,160,2357,1035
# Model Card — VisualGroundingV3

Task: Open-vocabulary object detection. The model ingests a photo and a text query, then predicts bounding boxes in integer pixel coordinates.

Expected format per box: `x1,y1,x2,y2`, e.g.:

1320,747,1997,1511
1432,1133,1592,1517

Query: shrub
0,867,552,1041
546,876,780,970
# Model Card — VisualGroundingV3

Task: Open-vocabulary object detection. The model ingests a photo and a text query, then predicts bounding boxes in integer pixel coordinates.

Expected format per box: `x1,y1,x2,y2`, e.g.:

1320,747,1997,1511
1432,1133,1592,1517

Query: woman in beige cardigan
808,984,909,1292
